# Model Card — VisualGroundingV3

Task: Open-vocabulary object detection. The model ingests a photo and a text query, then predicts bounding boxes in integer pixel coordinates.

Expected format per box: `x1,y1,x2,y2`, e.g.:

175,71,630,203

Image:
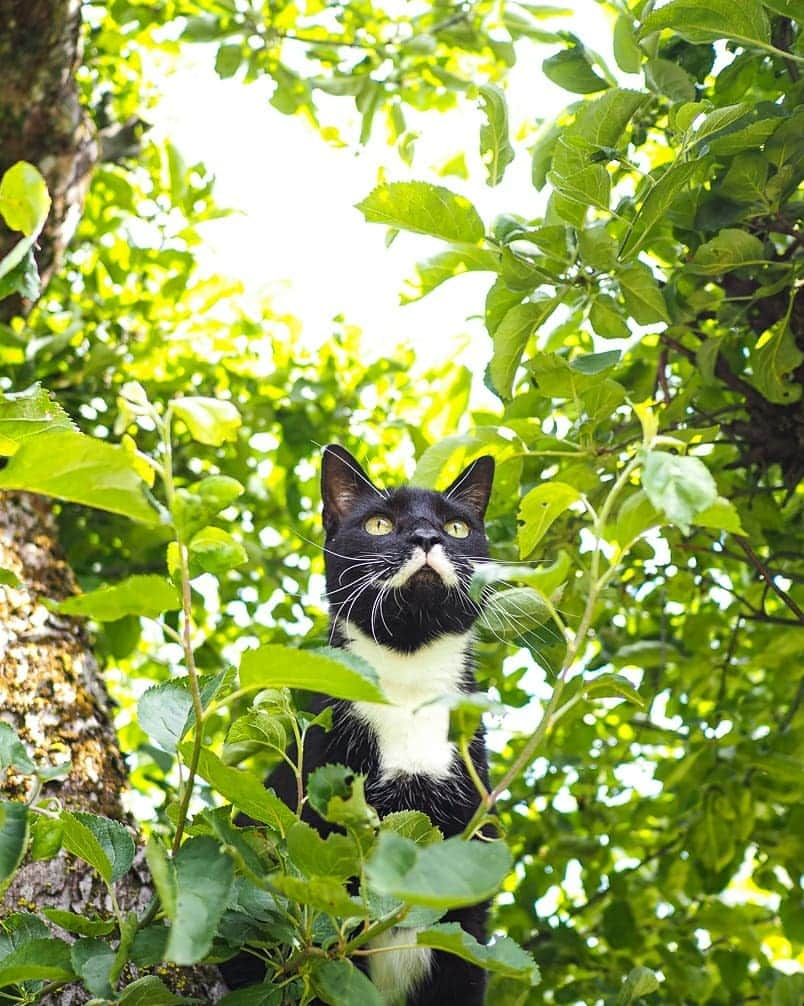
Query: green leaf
640,450,718,534
616,966,661,1004
644,58,696,102
0,162,50,236
720,151,768,203
518,482,583,557
71,937,115,999
402,244,499,303
188,526,247,574
0,431,159,524
222,708,287,765
571,350,620,375
694,497,745,534
218,987,282,1006
29,816,64,861
50,575,179,621
286,820,360,881
620,162,697,259
366,832,512,908
239,644,388,703
0,724,35,774
172,475,244,538
41,909,116,938
638,0,770,46
543,46,610,94
172,396,241,446
589,296,631,340
68,812,135,885
481,587,552,639
585,673,645,707
417,923,540,983
689,229,765,274
61,812,115,885
0,938,73,985
356,182,485,243
0,802,28,892
311,959,384,1006
272,874,368,918
138,682,193,754
751,322,803,404
490,296,561,399
0,384,75,455
0,565,20,587
307,764,380,830
772,975,804,1006
190,746,296,834
573,88,646,150
478,85,515,187
215,42,242,79
163,837,235,965
617,263,670,324
611,490,661,548
613,16,643,73
117,975,199,1005
380,811,442,846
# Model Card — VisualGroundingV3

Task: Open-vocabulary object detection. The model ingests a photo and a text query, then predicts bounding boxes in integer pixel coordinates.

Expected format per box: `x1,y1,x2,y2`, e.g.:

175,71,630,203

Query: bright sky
154,4,615,392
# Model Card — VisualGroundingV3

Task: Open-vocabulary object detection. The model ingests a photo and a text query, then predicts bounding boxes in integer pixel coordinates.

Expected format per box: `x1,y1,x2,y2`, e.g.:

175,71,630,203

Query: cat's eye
444,519,470,539
364,515,394,536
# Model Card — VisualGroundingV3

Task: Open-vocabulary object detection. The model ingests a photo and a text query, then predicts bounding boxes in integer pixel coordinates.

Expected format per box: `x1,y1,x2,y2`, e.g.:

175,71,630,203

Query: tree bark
0,2,227,1000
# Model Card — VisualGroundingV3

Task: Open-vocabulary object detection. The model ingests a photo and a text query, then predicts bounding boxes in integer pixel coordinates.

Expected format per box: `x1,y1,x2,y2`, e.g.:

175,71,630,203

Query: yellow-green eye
444,519,470,539
364,515,394,536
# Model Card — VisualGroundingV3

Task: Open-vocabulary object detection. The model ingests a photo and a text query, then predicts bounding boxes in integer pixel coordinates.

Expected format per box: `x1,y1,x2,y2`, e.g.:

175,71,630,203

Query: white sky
154,3,615,392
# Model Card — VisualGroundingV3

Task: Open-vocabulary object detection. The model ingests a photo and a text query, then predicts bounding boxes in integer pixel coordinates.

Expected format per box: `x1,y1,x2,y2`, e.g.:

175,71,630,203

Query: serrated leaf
356,182,485,243
611,490,661,548
172,397,241,446
311,958,384,1006
138,682,193,753
66,812,135,885
481,587,552,639
189,746,296,834
0,431,159,524
366,832,511,908
638,0,770,46
518,482,583,557
478,85,515,187
162,836,234,964
380,811,443,846
620,162,697,260
0,802,28,892
543,46,610,94
490,296,561,400
0,723,35,774
272,874,368,918
617,264,670,325
402,244,499,303
42,908,116,938
751,322,803,405
0,161,50,236
0,384,75,455
307,764,379,830
71,937,115,999
0,937,73,985
689,229,765,275
616,965,661,1004
641,451,718,534
694,497,745,534
286,820,360,881
117,975,199,1005
50,575,179,621
585,673,645,707
417,923,540,983
188,526,247,574
239,644,387,703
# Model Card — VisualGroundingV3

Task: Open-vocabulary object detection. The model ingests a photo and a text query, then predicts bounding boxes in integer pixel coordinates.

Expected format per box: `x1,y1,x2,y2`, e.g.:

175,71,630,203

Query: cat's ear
443,455,495,519
321,445,381,533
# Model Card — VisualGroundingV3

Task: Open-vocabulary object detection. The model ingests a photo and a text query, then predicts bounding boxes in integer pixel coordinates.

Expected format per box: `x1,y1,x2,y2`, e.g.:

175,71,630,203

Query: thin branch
734,537,804,624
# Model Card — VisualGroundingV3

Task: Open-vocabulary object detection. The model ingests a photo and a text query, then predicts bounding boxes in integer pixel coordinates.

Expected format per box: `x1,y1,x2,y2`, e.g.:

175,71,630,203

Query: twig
734,537,804,623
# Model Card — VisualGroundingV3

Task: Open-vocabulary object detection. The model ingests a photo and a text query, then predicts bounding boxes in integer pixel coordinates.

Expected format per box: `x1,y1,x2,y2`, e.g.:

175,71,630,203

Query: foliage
1,1,803,1004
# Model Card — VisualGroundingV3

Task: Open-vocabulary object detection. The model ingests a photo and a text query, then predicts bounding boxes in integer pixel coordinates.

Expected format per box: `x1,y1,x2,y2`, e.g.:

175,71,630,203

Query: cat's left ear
442,455,495,520
321,445,382,534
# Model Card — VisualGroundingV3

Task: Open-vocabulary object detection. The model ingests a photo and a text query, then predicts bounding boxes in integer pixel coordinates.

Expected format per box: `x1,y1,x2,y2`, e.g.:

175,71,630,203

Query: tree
1,1,803,1004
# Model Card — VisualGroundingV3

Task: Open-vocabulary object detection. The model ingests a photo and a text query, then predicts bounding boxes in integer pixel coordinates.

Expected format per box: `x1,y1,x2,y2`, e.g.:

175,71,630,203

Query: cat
222,444,496,1004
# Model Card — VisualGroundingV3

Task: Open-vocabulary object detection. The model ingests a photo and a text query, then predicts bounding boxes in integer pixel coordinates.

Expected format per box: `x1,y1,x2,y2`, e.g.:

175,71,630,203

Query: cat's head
321,444,494,651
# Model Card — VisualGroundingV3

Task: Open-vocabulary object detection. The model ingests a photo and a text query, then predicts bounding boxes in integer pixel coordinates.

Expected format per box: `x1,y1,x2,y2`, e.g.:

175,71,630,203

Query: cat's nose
409,527,441,552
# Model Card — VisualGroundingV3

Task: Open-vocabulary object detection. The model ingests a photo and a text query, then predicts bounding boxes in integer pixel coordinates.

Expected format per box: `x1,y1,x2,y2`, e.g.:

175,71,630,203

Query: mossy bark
0,3,227,1000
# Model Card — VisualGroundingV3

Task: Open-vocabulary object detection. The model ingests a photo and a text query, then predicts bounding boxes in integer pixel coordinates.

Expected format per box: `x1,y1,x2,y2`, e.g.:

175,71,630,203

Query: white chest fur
345,627,472,781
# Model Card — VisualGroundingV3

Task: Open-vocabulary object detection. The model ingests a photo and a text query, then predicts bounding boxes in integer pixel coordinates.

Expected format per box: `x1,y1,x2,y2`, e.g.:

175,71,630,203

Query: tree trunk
0,3,227,1000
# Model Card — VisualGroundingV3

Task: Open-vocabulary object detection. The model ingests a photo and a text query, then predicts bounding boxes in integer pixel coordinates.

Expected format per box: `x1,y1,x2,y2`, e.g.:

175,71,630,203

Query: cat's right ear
321,445,380,534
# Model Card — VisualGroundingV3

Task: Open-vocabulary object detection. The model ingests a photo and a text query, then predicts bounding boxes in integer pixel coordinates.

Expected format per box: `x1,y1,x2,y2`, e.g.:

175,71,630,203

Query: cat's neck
340,624,473,705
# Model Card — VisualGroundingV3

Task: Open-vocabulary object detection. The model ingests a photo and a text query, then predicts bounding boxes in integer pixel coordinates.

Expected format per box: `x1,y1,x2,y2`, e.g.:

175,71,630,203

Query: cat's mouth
386,545,459,589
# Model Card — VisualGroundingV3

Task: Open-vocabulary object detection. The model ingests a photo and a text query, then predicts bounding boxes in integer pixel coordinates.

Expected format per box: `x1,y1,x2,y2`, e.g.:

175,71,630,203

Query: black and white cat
226,444,496,1004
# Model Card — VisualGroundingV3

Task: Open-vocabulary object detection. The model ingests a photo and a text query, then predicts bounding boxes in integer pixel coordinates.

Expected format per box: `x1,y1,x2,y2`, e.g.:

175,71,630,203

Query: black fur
222,446,495,1003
